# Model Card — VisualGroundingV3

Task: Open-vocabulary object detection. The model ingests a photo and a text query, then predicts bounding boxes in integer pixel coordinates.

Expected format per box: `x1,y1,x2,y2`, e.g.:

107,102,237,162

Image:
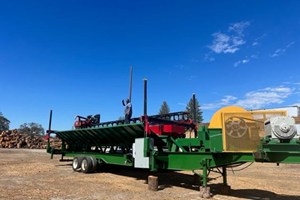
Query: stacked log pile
0,130,61,149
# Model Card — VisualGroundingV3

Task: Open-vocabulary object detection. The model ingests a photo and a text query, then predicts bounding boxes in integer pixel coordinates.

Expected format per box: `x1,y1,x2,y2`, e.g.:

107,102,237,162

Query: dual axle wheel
72,156,97,173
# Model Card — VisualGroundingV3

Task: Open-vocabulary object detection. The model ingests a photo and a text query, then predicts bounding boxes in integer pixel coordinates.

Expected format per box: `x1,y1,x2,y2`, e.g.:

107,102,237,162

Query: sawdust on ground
0,149,299,200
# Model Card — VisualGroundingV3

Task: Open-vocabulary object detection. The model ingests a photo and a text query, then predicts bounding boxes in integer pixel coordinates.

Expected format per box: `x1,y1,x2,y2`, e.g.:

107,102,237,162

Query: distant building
261,106,300,117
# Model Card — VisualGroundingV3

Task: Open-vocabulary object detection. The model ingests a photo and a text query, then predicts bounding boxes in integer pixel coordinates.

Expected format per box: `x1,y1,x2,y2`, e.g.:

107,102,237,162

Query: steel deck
55,123,145,146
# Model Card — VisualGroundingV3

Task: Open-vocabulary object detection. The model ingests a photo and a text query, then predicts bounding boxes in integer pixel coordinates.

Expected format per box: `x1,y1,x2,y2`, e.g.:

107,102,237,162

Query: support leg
59,154,64,161
50,150,54,159
221,166,231,194
202,161,208,187
222,166,227,186
200,159,211,198
59,141,66,161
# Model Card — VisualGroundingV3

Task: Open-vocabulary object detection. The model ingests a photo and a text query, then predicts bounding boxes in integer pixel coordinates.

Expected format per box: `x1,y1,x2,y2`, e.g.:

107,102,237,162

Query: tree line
0,112,45,135
159,96,203,123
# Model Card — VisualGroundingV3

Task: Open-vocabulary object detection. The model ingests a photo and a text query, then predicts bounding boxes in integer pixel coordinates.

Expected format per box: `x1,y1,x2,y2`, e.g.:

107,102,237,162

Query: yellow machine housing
209,106,286,152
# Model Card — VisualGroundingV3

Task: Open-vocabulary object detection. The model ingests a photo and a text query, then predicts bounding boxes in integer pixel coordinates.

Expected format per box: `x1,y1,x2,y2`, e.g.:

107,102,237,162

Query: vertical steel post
48,110,52,133
202,160,207,187
143,79,148,138
129,65,133,102
222,166,228,186
144,79,147,116
192,93,197,138
192,93,197,122
47,110,52,152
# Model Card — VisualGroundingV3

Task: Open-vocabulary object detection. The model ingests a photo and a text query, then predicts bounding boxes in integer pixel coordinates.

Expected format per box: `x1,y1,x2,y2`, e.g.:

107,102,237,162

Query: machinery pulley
265,116,297,140
225,116,248,138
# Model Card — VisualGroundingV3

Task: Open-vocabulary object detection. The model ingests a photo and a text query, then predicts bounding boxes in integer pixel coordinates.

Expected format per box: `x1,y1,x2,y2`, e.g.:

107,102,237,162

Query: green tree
18,122,45,136
186,96,203,123
159,101,170,115
0,112,10,131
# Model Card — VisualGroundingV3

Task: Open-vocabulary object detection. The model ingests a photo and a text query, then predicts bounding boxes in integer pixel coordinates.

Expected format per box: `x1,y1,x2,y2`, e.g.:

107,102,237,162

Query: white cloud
202,86,294,110
208,21,250,54
264,87,291,93
209,33,232,53
235,87,293,109
234,59,249,67
228,21,250,35
204,53,215,62
202,95,237,110
208,32,244,54
270,48,286,57
234,55,257,67
252,33,266,47
270,41,295,57
221,95,238,104
287,41,295,48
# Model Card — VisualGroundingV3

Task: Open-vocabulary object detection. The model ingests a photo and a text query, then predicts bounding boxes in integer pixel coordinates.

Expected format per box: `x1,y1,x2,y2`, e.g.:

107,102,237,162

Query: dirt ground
0,149,299,200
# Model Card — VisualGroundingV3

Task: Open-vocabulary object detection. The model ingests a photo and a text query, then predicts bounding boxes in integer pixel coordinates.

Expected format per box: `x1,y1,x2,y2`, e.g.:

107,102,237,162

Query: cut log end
148,175,158,191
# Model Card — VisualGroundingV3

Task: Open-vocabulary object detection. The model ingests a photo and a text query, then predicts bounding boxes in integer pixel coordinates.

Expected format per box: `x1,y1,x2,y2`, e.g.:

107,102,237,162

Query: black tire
88,156,98,172
81,157,94,173
72,157,84,172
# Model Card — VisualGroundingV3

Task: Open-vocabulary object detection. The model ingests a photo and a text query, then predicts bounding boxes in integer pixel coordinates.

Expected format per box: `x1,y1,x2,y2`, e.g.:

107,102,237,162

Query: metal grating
55,123,145,147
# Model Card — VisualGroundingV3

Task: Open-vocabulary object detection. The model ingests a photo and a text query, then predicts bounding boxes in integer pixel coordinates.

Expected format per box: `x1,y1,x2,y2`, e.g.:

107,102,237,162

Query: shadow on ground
56,161,300,200
207,183,299,200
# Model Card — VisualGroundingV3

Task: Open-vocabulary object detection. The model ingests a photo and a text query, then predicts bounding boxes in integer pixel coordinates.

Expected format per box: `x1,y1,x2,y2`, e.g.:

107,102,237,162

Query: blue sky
1,1,300,131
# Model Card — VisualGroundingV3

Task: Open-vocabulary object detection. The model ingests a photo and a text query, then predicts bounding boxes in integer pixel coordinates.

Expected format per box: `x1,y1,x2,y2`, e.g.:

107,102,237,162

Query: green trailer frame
47,113,300,197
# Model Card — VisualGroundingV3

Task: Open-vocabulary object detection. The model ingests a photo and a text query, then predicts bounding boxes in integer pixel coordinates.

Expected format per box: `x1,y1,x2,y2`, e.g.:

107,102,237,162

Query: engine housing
265,116,298,140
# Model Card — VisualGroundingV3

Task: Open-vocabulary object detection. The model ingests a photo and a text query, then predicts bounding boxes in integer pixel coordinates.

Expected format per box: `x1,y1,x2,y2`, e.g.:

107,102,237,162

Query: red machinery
74,114,100,129
142,112,196,138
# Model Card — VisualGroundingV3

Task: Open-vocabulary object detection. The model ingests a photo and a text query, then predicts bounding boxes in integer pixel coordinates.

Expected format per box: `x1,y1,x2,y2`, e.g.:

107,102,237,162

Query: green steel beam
64,152,134,166
155,152,254,171
169,137,187,152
